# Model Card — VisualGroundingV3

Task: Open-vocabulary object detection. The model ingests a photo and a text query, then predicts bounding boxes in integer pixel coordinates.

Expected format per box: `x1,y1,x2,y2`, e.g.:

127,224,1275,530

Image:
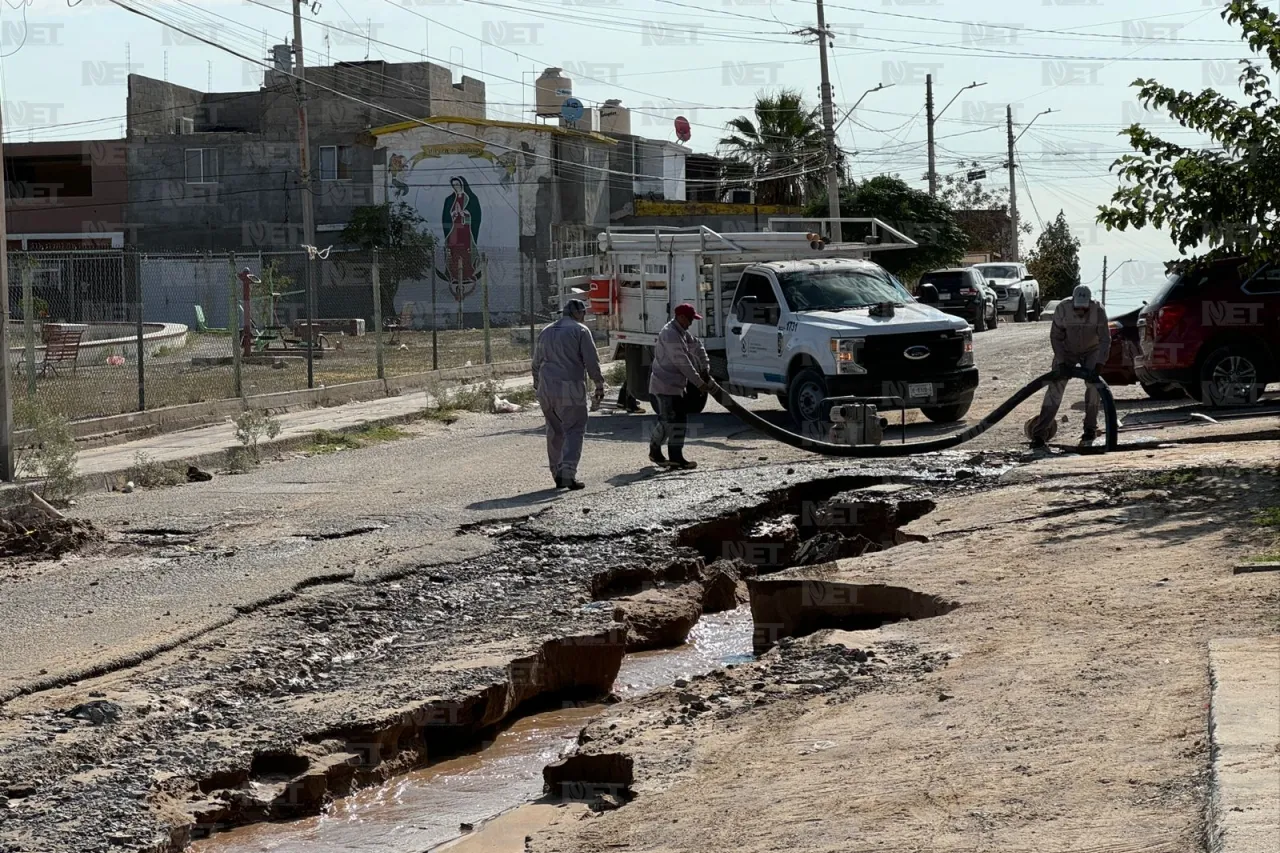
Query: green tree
1025,210,1081,301
719,89,828,206
1097,0,1280,263
808,175,969,284
342,202,435,315
939,160,1031,255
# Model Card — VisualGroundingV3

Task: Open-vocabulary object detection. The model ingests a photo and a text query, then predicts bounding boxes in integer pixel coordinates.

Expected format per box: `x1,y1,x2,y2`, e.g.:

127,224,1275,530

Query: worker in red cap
648,303,710,470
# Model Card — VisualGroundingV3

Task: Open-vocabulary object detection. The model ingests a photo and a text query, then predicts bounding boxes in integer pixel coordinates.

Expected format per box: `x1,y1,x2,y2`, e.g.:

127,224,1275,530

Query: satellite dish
561,97,584,123
674,115,691,143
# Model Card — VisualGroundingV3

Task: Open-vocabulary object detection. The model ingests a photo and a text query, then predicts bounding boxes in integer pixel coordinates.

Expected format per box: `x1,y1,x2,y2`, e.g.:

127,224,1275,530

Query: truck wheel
1029,298,1042,322
1014,298,1027,323
1198,344,1266,407
786,367,829,427
920,395,974,423
623,344,652,405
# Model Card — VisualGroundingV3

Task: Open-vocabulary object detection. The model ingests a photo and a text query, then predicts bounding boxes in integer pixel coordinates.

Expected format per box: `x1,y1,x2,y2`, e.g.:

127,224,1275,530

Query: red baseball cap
674,303,703,320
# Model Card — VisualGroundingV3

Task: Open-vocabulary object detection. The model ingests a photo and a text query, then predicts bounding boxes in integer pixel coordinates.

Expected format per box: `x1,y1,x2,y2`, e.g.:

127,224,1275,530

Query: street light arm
1013,108,1055,147
936,81,986,123
835,83,893,133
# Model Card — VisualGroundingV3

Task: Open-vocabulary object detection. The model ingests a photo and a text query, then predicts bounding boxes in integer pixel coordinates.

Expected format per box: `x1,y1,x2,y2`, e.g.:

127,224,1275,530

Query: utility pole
1006,105,1019,262
927,80,984,197
292,0,318,389
926,75,936,198
1101,256,1108,307
0,103,12,481
814,0,841,236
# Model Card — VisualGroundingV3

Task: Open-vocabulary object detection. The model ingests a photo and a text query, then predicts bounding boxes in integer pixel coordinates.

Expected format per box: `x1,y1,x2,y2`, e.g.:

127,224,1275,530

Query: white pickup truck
553,222,980,427
971,261,1042,321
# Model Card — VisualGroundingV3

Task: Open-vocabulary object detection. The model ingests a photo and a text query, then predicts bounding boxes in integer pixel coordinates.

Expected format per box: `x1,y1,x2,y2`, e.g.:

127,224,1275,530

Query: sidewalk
73,373,537,481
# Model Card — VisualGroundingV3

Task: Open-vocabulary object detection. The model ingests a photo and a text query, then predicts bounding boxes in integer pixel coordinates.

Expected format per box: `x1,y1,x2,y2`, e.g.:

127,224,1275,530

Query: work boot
649,449,669,468
1080,429,1098,446
564,478,586,490
1028,438,1047,451
668,457,697,470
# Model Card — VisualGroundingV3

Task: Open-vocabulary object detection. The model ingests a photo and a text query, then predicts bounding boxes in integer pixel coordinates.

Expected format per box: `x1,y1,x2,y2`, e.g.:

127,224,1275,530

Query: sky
0,0,1259,313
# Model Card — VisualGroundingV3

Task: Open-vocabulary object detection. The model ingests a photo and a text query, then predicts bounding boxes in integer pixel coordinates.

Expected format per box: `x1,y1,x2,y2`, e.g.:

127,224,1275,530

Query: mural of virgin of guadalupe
442,176,482,291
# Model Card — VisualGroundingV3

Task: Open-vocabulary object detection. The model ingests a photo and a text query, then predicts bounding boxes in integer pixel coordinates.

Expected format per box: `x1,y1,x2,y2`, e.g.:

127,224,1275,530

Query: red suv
1136,257,1280,406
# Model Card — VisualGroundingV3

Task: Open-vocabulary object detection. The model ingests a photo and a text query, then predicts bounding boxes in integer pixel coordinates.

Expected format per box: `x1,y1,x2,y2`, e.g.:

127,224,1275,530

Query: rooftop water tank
598,99,630,135
535,67,573,118
270,44,292,74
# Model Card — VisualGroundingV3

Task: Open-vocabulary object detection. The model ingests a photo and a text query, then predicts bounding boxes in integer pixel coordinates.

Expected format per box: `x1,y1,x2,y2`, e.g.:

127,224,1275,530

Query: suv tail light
1154,304,1186,339
958,287,976,296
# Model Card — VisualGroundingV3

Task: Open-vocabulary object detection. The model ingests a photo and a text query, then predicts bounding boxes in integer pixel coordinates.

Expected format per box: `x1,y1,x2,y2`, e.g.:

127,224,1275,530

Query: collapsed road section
0,456,1004,853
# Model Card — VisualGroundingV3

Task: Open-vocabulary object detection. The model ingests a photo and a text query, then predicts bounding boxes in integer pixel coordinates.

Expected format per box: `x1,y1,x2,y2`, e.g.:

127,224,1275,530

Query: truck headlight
830,337,866,374
959,330,974,366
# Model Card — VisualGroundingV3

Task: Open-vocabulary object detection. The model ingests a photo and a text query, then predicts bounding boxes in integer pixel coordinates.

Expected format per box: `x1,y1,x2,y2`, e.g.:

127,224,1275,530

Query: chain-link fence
6,246,560,423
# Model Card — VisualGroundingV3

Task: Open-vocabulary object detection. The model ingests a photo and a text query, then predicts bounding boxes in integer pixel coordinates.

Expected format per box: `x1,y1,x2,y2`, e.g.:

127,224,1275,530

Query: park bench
15,325,85,378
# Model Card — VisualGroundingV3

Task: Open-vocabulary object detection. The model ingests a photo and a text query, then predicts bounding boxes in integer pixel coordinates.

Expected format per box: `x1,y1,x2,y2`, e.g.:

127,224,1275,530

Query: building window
185,148,218,184
318,145,351,181
3,155,94,198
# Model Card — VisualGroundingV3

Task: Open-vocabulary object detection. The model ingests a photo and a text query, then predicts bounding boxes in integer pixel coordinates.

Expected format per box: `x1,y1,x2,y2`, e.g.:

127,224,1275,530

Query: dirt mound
0,500,101,559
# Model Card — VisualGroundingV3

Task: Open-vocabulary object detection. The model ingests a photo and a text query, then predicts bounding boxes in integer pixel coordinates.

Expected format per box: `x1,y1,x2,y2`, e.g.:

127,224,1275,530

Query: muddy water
194,607,753,853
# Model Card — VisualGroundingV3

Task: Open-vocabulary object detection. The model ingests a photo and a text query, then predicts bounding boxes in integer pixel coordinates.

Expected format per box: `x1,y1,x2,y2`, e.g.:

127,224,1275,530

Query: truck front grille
858,331,967,378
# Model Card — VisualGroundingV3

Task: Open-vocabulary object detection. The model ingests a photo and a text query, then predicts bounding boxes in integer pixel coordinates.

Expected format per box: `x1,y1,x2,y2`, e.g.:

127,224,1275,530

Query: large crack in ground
0,465,997,853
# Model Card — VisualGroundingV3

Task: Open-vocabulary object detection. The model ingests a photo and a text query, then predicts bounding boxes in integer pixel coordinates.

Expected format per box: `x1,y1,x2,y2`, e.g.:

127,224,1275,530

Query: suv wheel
1199,345,1267,407
786,367,829,427
1014,298,1028,323
920,395,974,423
1140,381,1186,401
973,303,986,332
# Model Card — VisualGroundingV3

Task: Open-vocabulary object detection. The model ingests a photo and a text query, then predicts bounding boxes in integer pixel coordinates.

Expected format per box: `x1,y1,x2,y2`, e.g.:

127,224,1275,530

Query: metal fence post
481,255,491,364
21,259,35,397
305,251,316,390
228,251,242,399
133,249,144,411
430,243,438,371
372,248,384,381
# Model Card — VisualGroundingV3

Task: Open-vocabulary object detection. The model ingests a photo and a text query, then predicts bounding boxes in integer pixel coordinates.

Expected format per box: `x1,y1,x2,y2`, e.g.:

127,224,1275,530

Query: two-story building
124,55,485,251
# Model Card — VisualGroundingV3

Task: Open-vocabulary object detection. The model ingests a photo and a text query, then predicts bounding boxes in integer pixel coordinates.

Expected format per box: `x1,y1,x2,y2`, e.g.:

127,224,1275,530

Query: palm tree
718,89,827,206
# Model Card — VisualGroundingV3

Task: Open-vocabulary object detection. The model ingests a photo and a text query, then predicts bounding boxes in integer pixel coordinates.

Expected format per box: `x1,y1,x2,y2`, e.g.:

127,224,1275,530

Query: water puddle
193,607,753,853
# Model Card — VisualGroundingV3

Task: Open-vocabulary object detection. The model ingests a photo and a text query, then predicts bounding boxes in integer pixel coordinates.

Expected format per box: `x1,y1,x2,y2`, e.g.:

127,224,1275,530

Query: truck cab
726,258,978,425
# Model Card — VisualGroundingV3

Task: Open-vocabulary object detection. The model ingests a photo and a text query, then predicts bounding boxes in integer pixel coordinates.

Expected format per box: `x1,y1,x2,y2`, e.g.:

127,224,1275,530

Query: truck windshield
918,271,971,295
776,269,912,312
976,265,1019,279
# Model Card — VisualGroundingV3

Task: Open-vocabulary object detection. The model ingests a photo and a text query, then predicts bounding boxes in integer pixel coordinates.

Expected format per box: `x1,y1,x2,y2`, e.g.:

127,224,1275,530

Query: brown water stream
193,607,753,853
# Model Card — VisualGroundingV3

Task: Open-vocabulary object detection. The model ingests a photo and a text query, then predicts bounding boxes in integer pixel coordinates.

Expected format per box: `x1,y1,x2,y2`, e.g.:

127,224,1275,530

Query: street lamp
928,81,985,196
1014,108,1056,147
834,83,894,134
1102,258,1135,307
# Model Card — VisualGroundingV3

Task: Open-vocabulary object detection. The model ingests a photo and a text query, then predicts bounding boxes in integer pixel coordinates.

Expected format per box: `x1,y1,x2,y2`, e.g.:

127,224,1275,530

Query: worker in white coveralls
648,303,711,470
1030,284,1111,448
533,298,605,491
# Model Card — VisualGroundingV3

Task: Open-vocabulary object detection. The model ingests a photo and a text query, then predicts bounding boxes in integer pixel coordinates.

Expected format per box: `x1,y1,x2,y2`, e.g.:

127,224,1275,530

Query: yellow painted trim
370,115,616,145
633,200,802,217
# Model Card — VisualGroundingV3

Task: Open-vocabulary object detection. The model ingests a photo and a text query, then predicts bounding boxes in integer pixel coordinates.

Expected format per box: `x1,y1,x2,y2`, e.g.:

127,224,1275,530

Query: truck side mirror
736,295,758,322
917,283,939,304
1022,274,1035,281
988,279,998,286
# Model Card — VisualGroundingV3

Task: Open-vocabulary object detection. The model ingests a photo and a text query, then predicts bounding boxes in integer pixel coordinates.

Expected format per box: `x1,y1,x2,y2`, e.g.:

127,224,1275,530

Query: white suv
972,262,1042,322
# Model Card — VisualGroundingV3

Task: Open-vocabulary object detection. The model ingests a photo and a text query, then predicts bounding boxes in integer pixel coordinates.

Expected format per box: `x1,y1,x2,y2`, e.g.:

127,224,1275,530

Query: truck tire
786,367,829,427
1140,381,1186,401
1028,298,1042,322
920,395,974,423
1014,298,1027,323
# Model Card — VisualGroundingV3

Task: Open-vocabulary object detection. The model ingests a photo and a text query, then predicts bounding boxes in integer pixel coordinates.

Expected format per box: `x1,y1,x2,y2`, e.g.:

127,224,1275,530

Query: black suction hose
706,365,1119,457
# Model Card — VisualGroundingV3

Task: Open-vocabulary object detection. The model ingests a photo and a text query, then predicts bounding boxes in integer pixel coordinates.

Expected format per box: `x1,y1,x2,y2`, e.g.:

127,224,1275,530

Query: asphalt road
0,320,1175,699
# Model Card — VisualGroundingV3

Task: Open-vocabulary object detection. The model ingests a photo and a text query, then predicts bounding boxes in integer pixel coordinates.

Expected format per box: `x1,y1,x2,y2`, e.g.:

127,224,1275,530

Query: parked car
1098,307,1186,399
1041,299,1062,318
972,262,1042,321
916,268,999,333
1136,257,1280,406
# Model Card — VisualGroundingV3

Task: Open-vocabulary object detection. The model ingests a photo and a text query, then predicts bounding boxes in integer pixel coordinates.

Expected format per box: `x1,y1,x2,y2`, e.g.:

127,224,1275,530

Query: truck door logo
904,345,930,360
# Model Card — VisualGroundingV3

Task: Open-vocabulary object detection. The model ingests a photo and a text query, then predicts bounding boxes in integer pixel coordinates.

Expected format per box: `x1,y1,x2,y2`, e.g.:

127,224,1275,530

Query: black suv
916,268,999,332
